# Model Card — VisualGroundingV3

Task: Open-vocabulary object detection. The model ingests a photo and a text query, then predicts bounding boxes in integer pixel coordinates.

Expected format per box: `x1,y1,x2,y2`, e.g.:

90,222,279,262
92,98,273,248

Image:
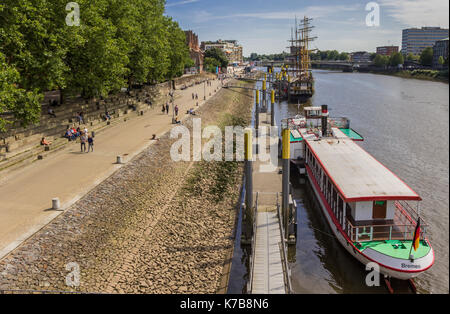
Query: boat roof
304,106,322,111
301,128,421,202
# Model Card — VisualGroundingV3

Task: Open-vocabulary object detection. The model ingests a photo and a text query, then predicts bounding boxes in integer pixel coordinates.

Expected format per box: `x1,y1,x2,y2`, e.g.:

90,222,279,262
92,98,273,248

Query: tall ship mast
286,16,316,101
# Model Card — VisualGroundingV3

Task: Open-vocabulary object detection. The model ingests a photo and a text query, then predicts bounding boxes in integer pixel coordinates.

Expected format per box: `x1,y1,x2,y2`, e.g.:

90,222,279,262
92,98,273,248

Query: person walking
174,104,179,116
80,133,87,152
87,135,94,152
165,102,169,115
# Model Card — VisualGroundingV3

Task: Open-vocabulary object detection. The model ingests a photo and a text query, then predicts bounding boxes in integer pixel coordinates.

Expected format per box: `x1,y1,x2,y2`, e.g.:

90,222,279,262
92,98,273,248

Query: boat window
327,180,331,203
338,197,344,225
332,188,337,214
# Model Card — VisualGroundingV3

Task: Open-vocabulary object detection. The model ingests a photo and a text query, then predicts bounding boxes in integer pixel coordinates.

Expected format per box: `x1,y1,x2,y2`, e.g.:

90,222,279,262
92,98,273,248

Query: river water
227,70,449,294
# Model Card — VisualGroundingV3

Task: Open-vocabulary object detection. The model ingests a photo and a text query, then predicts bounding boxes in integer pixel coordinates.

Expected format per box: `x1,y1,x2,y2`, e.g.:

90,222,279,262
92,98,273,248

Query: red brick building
185,30,203,73
376,46,399,56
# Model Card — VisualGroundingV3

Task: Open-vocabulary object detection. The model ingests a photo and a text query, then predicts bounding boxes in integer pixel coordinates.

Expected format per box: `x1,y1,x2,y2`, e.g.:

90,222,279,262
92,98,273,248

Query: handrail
276,192,293,294
247,191,258,294
346,218,427,243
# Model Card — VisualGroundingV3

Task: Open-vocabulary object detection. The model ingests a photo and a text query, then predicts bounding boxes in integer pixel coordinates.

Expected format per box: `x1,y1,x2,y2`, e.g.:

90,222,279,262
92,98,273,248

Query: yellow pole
262,80,266,91
282,128,290,237
282,128,290,160
270,89,275,126
256,89,259,104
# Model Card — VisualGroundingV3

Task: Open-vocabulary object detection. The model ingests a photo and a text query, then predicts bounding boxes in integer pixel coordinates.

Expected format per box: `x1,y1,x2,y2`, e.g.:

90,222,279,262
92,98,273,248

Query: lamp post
171,91,176,124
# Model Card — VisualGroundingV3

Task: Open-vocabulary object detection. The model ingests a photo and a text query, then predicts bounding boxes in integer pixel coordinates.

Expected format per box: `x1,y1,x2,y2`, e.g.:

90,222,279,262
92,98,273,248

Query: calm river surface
227,70,449,294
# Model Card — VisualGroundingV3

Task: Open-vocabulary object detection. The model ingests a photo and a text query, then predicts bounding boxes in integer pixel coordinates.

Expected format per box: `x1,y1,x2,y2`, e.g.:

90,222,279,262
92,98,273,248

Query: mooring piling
244,128,254,243
271,89,275,126
282,128,290,239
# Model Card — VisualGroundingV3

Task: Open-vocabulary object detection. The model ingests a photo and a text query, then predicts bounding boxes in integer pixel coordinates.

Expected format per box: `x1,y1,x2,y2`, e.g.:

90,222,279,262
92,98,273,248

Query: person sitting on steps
41,137,51,146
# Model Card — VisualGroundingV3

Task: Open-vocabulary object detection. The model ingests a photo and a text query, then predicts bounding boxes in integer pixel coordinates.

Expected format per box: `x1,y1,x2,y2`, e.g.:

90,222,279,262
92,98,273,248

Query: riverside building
401,27,449,55
201,40,243,65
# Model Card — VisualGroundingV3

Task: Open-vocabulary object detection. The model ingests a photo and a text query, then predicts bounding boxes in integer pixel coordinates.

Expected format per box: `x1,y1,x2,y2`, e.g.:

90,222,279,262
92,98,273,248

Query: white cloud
166,0,200,8
380,0,449,27
229,4,362,20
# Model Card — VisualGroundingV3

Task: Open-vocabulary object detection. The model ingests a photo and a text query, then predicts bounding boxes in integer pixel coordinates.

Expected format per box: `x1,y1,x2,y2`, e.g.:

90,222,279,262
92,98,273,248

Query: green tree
373,54,388,67
204,47,228,68
389,52,404,66
338,52,349,61
0,0,72,94
0,52,42,131
369,52,377,61
406,53,419,61
420,47,433,66
203,57,220,73
164,17,190,79
438,56,445,66
327,50,339,60
319,50,329,60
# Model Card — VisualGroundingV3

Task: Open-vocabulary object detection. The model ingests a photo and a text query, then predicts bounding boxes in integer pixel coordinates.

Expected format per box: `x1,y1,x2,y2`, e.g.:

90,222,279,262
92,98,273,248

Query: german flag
412,218,421,251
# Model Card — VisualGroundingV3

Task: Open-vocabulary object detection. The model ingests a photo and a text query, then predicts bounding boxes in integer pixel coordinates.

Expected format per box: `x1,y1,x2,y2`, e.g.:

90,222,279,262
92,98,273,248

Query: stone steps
0,104,146,175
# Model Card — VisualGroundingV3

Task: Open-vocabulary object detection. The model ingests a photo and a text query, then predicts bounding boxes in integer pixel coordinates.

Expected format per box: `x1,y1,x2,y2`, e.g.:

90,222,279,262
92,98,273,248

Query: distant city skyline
165,0,449,56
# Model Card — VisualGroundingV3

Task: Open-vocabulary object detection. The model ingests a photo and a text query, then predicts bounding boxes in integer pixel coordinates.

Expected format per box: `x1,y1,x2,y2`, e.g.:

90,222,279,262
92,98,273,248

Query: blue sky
165,0,449,56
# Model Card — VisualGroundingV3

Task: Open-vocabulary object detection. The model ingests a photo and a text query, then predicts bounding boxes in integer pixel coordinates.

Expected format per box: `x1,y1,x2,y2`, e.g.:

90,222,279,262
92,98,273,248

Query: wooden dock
248,112,288,294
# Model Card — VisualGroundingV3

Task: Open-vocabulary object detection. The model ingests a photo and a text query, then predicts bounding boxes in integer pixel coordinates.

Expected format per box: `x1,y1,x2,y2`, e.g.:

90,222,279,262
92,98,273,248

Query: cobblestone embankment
0,79,254,294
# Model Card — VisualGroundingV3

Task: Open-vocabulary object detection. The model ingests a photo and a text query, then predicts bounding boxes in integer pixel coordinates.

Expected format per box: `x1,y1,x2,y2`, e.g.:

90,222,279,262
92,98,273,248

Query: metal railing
346,201,427,243
276,192,293,294
246,192,258,294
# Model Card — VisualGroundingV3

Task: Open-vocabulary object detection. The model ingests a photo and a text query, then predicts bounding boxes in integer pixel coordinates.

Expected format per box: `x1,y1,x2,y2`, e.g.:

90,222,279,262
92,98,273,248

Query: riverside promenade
0,78,224,260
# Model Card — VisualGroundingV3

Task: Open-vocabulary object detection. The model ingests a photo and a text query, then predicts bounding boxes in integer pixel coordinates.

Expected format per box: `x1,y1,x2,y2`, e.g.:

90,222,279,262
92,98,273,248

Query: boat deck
300,128,421,202
356,240,431,259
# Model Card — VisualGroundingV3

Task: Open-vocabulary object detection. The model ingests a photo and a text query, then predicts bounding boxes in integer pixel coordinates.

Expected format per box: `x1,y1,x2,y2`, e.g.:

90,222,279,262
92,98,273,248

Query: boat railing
276,192,293,294
346,201,427,243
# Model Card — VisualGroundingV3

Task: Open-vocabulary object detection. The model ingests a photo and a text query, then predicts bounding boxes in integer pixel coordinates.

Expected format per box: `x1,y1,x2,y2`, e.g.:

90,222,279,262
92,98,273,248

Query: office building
401,27,449,55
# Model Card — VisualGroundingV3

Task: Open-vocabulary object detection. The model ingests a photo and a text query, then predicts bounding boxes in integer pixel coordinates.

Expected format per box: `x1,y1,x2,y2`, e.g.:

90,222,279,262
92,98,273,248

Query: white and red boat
284,106,434,280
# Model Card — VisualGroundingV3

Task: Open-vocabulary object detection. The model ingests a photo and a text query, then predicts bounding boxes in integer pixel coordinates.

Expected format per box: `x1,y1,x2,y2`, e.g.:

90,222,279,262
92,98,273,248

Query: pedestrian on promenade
78,112,84,124
87,135,94,152
80,133,87,152
195,93,198,100
192,93,194,100
165,103,169,114
174,104,179,116
162,103,165,113
48,108,56,118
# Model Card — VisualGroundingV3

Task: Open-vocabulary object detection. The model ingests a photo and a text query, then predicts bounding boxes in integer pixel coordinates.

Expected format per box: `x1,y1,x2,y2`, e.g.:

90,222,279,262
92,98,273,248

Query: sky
164,0,449,56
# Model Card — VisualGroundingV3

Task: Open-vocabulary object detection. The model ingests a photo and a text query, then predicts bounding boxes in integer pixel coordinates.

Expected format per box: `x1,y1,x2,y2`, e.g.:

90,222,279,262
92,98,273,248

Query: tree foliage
389,52,404,66
0,0,190,128
406,53,419,62
204,47,228,69
0,52,42,131
373,54,389,67
420,47,433,66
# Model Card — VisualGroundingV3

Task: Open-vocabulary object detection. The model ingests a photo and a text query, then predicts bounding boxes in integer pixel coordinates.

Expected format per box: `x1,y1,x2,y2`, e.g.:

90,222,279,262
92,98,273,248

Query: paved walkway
0,77,226,259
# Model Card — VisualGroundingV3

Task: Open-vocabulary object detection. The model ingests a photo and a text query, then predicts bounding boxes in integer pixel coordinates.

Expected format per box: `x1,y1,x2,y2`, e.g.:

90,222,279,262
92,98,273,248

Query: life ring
299,120,306,128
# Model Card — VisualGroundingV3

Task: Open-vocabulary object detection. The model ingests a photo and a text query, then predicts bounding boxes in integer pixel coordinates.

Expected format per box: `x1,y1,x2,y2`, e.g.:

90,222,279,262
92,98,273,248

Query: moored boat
282,105,434,280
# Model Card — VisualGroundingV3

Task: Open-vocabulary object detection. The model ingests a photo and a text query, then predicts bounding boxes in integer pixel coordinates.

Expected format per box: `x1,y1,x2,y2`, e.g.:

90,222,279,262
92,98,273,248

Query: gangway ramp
247,112,291,294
